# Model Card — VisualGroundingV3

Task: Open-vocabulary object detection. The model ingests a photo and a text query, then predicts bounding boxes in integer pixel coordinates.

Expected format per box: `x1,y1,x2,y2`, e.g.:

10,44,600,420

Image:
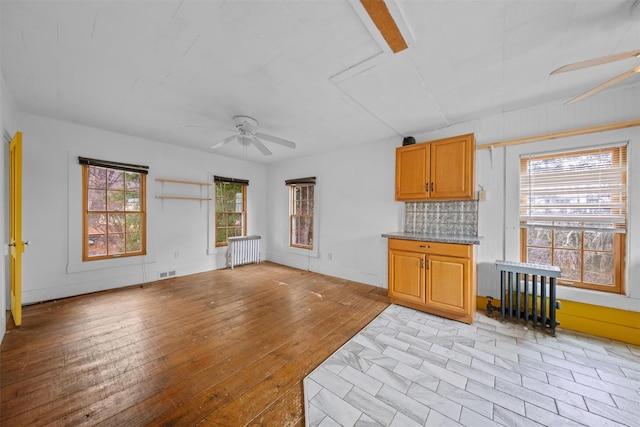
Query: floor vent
158,270,177,280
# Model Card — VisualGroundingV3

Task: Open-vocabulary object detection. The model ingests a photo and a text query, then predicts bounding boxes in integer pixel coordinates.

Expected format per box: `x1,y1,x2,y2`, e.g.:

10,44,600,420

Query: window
519,145,626,293
286,177,316,249
214,176,247,246
80,157,147,261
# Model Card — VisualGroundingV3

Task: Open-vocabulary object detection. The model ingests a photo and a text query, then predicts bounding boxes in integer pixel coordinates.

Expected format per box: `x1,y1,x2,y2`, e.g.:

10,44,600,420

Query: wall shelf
155,178,212,201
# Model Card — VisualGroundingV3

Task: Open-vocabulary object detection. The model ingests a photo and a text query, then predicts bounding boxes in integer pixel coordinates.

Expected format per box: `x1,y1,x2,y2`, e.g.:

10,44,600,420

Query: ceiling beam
360,0,408,53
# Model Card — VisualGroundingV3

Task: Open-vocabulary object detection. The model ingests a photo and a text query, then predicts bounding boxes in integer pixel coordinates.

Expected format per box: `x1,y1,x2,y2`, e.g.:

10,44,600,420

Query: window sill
67,253,156,274
287,245,319,259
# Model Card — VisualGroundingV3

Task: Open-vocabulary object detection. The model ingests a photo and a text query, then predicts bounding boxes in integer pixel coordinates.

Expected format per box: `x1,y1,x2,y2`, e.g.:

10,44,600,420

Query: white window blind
520,144,627,230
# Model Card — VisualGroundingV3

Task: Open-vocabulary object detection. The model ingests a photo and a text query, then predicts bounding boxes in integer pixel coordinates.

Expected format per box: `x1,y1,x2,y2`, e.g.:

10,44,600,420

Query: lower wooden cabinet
389,249,426,304
388,238,476,324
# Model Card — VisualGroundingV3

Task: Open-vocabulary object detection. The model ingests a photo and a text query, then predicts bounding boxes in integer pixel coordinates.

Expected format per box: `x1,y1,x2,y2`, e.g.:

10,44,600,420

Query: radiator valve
486,296,497,318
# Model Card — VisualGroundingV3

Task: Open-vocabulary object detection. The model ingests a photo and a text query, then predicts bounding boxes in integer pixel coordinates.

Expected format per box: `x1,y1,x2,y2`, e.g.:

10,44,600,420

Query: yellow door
9,132,23,326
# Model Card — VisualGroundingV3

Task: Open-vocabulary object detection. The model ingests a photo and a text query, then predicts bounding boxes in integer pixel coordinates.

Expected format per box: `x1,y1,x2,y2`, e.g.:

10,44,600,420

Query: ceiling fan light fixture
209,115,298,156
233,115,258,133
238,134,252,146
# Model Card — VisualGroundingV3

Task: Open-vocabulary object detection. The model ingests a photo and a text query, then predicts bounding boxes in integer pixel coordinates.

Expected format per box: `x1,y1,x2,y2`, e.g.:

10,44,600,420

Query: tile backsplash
404,201,478,236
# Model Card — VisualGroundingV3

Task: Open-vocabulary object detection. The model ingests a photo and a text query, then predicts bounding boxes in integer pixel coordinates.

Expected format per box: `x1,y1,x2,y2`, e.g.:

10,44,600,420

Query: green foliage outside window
215,181,245,245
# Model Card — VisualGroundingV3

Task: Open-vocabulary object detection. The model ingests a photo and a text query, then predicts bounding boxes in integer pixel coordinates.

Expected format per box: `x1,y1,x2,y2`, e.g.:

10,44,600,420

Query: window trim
519,145,627,294
214,177,248,247
81,161,147,261
519,226,624,294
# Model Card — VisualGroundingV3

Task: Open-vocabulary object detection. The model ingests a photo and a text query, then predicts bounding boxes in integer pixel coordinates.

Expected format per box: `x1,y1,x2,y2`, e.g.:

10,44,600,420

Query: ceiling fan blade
251,137,272,156
551,49,640,74
210,135,237,150
255,132,296,149
566,65,640,104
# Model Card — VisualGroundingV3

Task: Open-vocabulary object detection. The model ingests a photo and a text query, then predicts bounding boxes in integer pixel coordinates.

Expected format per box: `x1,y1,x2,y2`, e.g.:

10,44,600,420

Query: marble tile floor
303,304,640,427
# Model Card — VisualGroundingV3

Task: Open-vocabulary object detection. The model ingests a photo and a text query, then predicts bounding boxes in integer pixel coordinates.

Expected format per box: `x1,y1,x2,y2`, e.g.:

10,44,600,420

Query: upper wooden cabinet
395,133,475,201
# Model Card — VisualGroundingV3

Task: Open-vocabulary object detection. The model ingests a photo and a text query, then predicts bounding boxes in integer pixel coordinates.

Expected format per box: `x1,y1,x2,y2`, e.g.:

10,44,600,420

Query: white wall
17,113,268,304
267,140,402,287
411,85,640,312
266,85,640,314
6,83,640,331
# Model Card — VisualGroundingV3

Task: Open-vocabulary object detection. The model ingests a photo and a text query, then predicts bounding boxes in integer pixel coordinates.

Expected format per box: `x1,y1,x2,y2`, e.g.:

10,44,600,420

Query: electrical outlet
478,190,487,201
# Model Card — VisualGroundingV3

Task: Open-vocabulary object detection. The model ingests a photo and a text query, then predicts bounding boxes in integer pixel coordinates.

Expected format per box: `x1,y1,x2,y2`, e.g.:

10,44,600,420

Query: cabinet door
388,249,426,304
395,143,429,200
426,255,470,315
430,134,474,199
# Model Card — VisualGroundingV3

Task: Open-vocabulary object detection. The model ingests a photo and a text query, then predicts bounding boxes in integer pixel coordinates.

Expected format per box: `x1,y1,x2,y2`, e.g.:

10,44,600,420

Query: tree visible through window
520,145,626,293
287,177,315,249
214,176,247,246
81,157,147,260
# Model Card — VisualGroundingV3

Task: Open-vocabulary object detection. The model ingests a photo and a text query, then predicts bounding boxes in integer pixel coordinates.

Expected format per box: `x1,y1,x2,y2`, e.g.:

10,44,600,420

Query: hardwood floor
1,262,390,426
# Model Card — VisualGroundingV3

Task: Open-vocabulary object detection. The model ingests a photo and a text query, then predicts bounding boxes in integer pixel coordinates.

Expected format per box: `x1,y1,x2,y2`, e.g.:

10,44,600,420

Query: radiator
488,260,561,336
226,235,261,269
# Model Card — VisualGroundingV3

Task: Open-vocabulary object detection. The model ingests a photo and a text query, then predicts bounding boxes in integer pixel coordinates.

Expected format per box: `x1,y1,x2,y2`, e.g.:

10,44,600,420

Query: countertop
381,231,481,245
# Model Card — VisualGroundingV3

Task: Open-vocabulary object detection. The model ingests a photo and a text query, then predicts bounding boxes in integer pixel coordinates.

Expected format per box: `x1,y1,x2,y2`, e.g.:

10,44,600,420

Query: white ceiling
2,0,639,164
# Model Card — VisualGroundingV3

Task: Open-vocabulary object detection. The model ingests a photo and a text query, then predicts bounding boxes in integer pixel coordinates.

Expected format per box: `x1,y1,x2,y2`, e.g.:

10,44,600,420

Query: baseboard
476,296,640,346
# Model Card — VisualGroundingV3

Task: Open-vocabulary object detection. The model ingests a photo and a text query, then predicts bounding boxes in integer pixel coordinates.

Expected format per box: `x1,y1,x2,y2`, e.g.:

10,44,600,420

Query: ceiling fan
551,48,640,104
210,116,297,156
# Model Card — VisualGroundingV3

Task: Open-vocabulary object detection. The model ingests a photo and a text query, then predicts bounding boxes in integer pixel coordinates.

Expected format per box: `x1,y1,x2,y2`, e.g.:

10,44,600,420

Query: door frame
9,131,23,326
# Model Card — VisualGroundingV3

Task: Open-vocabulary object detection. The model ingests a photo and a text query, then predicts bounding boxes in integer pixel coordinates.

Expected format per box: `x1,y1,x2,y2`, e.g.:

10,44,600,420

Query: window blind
214,176,249,185
78,157,149,175
520,144,627,230
285,177,316,186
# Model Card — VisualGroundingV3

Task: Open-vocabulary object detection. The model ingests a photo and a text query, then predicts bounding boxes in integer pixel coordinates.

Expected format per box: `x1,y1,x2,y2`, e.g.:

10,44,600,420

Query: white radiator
226,235,261,269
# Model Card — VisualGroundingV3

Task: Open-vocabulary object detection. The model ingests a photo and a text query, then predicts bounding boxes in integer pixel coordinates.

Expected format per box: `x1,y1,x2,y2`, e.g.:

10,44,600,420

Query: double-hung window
80,157,147,261
286,177,315,249
214,176,248,246
519,145,627,293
